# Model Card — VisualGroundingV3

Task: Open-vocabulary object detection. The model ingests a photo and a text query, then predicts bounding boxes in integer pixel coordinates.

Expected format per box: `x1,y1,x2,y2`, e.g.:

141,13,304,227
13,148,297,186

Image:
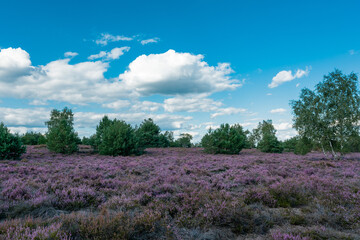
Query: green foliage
254,120,283,153
282,136,312,155
95,116,144,156
21,132,47,145
81,135,96,146
291,69,360,158
0,122,26,160
136,118,171,148
45,107,79,154
201,123,246,154
174,133,193,148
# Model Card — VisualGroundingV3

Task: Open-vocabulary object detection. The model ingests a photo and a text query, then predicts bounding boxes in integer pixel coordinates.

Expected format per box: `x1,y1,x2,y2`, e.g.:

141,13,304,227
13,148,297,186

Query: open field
1,146,360,239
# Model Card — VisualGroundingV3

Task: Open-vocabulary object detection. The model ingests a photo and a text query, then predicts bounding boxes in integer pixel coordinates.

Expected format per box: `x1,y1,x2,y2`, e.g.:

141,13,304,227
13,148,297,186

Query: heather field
1,146,360,240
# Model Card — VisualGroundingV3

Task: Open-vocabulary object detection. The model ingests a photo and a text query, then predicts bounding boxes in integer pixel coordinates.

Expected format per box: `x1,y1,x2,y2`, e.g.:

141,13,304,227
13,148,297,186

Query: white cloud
64,52,78,58
120,49,241,96
273,122,292,131
131,101,163,112
164,95,222,112
95,33,133,46
88,47,130,60
270,108,286,114
0,47,32,81
141,38,160,45
0,48,136,104
269,67,310,88
267,93,272,96
102,100,131,110
296,83,300,87
0,107,49,127
211,107,247,118
29,99,47,106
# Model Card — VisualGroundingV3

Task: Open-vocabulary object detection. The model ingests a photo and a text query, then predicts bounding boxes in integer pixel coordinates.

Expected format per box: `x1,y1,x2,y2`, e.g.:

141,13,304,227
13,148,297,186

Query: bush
21,131,47,145
253,120,283,153
201,123,246,154
95,116,144,156
136,118,172,148
45,107,79,154
173,133,193,148
0,122,26,160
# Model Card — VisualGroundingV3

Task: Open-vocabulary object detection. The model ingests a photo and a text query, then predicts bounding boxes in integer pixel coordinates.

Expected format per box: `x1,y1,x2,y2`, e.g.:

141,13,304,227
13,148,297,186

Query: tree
94,116,144,156
21,132,47,145
290,69,360,158
136,118,162,148
174,133,193,148
45,107,79,154
254,120,283,153
0,122,26,160
201,123,246,154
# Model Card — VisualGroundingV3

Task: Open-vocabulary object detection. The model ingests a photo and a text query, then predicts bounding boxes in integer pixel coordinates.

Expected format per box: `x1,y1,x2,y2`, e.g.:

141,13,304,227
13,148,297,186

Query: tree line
1,69,360,160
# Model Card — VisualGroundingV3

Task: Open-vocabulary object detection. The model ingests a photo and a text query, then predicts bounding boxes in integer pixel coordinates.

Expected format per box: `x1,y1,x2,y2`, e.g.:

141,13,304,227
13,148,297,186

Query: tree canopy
290,69,360,158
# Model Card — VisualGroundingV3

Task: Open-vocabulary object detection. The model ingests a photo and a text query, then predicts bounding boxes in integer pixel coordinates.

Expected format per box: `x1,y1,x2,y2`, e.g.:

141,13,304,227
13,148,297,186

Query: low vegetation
0,147,359,239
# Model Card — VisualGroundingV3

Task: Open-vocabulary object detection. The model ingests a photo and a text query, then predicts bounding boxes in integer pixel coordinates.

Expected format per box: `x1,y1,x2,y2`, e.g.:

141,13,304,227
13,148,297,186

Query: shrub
136,118,164,148
201,123,246,154
253,120,283,153
21,131,47,145
0,122,26,160
95,116,144,156
45,107,79,154
173,133,193,148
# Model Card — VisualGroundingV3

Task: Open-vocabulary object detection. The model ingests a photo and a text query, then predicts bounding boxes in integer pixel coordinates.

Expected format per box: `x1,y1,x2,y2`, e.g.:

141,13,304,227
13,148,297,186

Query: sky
1,0,360,142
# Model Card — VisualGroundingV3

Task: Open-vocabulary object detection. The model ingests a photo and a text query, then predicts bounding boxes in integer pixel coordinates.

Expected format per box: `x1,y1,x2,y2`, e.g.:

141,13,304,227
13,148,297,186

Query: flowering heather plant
0,146,359,239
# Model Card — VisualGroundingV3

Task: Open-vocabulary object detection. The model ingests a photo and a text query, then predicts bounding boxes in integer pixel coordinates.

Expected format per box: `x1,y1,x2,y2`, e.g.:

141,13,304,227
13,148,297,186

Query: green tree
94,116,144,156
290,69,360,158
174,133,193,148
201,123,246,154
137,118,162,148
254,120,283,153
45,107,79,154
0,122,26,160
21,132,47,145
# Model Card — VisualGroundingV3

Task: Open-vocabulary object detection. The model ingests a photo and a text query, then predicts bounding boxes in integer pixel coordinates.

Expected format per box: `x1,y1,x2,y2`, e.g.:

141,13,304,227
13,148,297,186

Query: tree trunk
329,141,338,159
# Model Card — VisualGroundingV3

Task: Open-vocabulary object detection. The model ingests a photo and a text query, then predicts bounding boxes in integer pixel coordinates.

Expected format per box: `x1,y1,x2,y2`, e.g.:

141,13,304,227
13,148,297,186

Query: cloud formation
0,47,32,81
270,108,286,114
211,107,247,118
88,47,130,60
95,33,133,46
120,49,241,96
141,38,160,45
269,67,309,88
164,96,222,112
64,52,78,58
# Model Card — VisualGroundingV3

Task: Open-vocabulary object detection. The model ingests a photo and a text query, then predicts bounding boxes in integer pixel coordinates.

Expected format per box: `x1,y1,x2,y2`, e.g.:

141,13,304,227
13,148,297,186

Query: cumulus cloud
64,52,78,58
120,49,241,96
141,38,160,45
270,108,286,114
131,101,163,112
273,122,293,131
95,33,133,46
102,100,131,110
88,47,130,60
0,47,32,81
0,47,240,107
269,67,310,88
0,48,136,104
164,95,222,112
211,107,247,118
0,107,49,127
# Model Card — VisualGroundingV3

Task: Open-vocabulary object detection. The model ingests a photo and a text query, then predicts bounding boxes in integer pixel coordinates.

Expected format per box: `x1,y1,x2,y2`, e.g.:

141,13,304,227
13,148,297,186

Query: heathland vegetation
0,70,360,239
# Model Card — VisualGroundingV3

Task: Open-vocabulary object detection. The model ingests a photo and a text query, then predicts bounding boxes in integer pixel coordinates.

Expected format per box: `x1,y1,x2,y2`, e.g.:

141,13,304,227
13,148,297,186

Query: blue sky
1,0,360,142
